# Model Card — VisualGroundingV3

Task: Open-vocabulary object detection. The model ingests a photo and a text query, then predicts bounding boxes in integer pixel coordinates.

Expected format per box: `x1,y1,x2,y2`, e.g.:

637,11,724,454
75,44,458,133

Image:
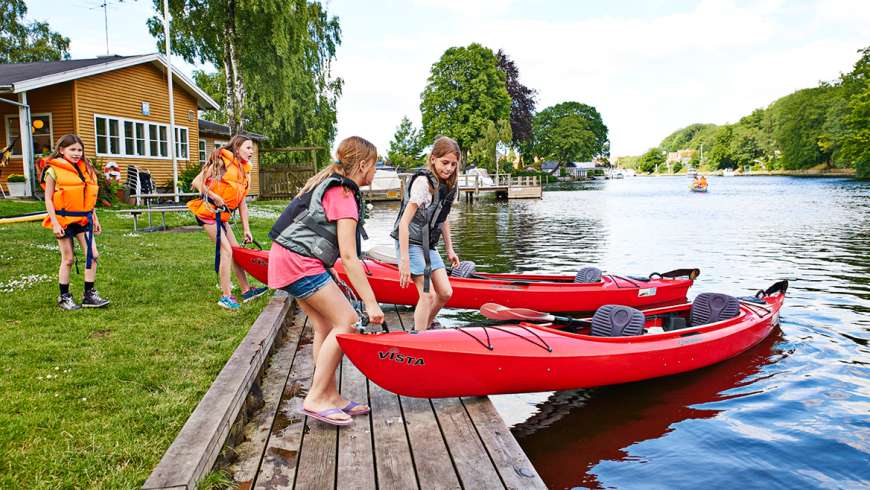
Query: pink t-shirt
268,186,359,289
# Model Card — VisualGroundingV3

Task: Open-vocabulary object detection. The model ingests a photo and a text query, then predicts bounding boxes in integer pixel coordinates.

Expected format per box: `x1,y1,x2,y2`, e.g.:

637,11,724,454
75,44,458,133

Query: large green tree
0,0,69,63
387,116,425,169
149,0,342,162
420,43,511,163
467,118,512,172
531,101,608,168
839,46,870,178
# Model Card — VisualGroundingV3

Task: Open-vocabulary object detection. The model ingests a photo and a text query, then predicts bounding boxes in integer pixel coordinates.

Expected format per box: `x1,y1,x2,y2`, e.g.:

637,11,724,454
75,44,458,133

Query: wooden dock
143,295,546,489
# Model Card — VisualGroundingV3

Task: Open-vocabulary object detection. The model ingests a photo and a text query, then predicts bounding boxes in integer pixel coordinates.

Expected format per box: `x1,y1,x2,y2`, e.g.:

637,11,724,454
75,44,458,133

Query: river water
360,175,870,489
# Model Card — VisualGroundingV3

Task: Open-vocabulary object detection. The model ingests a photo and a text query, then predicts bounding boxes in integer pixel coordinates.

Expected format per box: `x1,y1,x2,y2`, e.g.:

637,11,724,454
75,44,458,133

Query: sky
26,0,870,157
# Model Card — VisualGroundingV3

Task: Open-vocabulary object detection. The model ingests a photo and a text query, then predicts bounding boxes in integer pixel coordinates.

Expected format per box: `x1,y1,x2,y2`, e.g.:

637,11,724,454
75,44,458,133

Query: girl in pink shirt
267,136,383,426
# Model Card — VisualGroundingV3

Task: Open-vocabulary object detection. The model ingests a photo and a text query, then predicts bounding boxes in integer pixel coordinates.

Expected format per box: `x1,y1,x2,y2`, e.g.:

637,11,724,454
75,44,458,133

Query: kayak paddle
479,303,590,327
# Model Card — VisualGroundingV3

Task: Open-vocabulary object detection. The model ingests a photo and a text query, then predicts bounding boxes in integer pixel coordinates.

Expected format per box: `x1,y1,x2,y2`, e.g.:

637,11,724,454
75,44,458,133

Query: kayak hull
232,246,696,312
337,293,785,398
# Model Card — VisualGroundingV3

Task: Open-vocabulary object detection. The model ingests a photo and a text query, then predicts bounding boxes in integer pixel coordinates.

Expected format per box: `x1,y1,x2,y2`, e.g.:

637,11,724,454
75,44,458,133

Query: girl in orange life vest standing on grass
187,135,267,310
392,136,461,331
267,136,384,426
41,134,109,310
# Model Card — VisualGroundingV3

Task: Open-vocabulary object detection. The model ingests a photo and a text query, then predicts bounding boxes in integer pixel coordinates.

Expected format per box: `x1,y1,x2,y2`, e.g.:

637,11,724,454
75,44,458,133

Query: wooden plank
400,396,461,490
292,367,339,490
143,295,291,490
335,357,376,489
368,309,418,489
253,319,314,490
228,307,306,487
431,398,503,488
461,397,547,490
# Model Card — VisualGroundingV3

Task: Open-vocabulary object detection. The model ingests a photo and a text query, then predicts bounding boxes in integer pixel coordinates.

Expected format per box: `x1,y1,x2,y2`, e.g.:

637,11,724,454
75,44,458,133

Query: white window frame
198,139,206,163
5,113,53,157
175,127,189,159
93,113,188,160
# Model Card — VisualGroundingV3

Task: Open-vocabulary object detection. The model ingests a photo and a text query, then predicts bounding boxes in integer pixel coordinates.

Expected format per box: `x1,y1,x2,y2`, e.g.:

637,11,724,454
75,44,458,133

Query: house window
198,140,206,163
5,114,53,156
213,141,226,149
175,127,188,159
95,114,186,159
123,121,146,156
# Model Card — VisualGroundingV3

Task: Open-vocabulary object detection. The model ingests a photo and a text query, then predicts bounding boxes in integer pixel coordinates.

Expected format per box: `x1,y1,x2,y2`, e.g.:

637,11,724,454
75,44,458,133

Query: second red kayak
232,245,699,313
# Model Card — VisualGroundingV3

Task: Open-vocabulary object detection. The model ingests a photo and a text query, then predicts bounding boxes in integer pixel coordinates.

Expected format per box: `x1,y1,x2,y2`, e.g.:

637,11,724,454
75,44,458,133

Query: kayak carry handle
757,279,789,298
656,268,701,280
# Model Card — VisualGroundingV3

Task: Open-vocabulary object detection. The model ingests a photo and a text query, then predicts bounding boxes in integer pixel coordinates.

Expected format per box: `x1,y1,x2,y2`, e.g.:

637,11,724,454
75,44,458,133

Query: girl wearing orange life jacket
187,135,266,310
41,134,109,310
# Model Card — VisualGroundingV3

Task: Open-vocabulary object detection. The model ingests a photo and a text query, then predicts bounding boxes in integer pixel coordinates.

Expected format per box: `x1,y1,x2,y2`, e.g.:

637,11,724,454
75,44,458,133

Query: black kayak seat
591,305,645,337
575,266,603,283
690,293,740,326
450,260,476,278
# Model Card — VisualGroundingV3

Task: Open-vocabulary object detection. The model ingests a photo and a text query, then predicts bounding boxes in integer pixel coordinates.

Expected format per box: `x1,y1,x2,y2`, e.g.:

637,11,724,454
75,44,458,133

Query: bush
7,174,25,183
672,162,683,174
179,162,203,192
97,172,122,207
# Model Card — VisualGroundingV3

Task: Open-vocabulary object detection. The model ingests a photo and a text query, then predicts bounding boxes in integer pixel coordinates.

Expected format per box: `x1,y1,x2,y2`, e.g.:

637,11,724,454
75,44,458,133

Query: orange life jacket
41,158,99,229
187,149,251,222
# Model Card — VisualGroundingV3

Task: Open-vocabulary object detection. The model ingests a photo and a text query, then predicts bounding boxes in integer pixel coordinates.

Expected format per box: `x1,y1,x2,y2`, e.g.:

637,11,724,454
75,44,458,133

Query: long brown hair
201,134,252,184
49,134,96,179
426,136,460,190
297,136,378,196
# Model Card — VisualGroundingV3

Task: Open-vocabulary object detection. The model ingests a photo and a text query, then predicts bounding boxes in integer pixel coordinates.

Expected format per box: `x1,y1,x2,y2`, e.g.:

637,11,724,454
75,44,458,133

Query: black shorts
63,222,90,238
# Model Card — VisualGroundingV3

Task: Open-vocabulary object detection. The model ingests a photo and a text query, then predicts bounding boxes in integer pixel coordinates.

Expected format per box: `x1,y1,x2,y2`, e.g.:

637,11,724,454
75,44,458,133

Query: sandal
342,400,371,416
298,406,353,426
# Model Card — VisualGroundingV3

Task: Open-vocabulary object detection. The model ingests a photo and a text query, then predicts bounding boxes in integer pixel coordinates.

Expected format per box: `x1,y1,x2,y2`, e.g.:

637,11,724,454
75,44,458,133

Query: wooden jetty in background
365,173,543,202
143,294,546,489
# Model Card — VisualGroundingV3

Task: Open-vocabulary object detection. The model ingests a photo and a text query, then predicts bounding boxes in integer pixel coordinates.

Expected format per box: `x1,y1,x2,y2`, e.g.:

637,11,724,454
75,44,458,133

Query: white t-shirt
408,176,433,207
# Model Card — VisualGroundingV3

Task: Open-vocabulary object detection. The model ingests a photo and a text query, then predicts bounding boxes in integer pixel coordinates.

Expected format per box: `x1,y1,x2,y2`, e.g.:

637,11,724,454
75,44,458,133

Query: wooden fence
257,146,322,199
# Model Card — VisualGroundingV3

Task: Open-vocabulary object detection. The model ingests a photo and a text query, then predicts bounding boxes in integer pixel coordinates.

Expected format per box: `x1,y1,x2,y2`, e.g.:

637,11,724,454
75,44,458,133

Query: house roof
0,54,219,110
198,119,267,141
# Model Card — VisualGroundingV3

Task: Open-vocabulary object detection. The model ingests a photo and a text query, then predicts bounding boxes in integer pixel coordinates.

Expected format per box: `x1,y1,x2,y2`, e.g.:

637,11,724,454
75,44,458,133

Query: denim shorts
282,271,333,299
395,241,445,276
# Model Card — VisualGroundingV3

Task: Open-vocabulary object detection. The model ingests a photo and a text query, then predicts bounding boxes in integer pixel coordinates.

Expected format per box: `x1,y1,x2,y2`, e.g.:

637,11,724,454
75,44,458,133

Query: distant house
197,119,266,178
666,149,696,165
541,160,593,178
0,54,263,197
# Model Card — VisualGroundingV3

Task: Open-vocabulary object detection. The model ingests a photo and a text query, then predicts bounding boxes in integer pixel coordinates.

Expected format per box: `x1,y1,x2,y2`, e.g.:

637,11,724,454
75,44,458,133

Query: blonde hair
297,136,378,196
426,136,460,190
50,134,96,180
201,134,252,185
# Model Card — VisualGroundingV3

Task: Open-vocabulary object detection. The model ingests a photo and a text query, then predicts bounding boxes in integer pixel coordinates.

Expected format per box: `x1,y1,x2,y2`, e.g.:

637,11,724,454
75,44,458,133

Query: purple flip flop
298,406,353,426
342,401,371,416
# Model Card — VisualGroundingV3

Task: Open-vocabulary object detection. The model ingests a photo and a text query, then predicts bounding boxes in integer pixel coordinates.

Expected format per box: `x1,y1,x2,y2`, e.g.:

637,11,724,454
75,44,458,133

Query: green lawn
0,199,287,488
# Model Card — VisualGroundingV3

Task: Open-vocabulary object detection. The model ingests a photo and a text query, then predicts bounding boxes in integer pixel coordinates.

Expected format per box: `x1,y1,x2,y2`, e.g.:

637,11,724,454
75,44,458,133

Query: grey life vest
390,169,456,250
269,173,367,267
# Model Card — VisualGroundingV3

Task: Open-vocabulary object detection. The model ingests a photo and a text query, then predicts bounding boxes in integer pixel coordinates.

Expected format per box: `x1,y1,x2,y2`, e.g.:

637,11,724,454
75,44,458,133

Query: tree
659,123,716,152
0,0,70,63
767,86,839,169
149,1,342,163
495,50,536,149
420,43,511,163
531,102,608,169
387,116,425,169
839,46,870,178
467,119,512,172
637,147,665,174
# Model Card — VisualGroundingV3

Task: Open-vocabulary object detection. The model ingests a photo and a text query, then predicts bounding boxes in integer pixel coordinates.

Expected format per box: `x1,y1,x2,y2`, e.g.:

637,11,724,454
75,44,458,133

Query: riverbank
0,200,274,488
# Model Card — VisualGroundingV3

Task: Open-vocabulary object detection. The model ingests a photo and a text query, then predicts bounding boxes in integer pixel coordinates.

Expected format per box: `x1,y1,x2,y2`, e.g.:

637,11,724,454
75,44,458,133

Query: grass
0,198,287,488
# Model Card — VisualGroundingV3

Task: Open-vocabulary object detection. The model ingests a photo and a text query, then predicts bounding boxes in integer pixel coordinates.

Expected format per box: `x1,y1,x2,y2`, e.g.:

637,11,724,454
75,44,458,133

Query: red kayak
336,281,787,398
232,245,699,313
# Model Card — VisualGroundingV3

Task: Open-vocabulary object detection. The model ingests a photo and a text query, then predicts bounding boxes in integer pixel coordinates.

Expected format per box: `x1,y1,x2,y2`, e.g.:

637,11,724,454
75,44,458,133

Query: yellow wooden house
0,54,262,197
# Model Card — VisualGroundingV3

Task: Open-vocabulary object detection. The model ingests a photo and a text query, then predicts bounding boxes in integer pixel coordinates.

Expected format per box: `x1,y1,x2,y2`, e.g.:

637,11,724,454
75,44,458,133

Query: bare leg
411,274,436,330
297,281,367,421
202,223,233,297
57,237,74,286
221,223,253,292
426,268,453,327
74,233,100,282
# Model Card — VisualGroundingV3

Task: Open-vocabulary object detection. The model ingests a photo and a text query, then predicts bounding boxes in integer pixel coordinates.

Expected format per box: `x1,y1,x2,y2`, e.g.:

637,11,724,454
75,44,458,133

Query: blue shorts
282,271,333,299
395,241,445,276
